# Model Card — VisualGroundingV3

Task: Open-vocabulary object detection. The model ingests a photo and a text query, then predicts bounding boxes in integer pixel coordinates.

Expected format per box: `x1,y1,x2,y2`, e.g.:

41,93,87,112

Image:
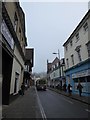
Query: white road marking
85,109,90,112
35,87,47,120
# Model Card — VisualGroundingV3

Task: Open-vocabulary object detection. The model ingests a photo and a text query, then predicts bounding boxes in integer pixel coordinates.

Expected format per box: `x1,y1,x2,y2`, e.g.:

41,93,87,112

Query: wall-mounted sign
1,20,14,49
72,69,90,78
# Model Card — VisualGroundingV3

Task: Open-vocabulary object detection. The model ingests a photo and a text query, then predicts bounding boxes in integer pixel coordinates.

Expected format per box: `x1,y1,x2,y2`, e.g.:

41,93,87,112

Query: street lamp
53,49,62,89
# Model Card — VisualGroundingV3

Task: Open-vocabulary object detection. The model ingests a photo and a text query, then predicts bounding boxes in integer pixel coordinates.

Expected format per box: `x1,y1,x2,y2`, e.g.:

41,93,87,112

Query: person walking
77,82,83,97
21,83,25,96
63,83,67,92
67,84,72,96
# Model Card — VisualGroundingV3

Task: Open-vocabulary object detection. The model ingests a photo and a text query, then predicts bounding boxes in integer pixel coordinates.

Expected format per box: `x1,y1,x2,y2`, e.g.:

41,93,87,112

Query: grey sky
20,2,88,73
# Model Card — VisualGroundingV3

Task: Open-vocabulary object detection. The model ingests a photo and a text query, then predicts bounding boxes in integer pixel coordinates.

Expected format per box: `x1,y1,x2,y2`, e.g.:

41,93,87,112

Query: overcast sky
20,1,88,73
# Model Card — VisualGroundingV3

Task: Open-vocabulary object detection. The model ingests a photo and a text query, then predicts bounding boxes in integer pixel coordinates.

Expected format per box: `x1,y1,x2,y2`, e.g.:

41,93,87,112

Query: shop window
87,76,90,82
14,72,19,94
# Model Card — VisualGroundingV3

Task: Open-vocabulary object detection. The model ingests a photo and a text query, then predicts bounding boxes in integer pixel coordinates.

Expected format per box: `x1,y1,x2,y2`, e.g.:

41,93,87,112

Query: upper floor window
70,40,73,46
66,58,69,68
53,65,55,69
19,27,21,40
77,49,82,62
56,62,58,67
75,32,79,42
86,41,90,57
83,22,88,32
71,54,74,65
14,12,18,32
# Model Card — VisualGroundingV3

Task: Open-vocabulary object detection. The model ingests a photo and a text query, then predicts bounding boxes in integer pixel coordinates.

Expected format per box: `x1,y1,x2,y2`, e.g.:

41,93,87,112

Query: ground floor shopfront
2,45,25,105
2,46,13,105
65,59,90,96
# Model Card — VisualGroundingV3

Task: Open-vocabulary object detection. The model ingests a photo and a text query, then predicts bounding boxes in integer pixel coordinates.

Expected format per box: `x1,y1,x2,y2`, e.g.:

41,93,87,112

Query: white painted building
2,2,27,104
63,10,90,96
47,57,65,88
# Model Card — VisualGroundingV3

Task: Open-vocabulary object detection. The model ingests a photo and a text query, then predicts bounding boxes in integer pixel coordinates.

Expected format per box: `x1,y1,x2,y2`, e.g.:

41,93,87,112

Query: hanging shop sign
72,69,90,78
1,20,14,49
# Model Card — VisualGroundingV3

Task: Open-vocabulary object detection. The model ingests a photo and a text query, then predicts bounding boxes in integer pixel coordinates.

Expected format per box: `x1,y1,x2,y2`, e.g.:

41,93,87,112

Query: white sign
72,69,90,78
1,20,14,49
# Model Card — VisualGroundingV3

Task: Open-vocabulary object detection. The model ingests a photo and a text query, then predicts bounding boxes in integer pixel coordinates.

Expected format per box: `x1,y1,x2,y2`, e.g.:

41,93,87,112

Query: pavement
2,86,42,119
1,86,90,119
48,87,90,105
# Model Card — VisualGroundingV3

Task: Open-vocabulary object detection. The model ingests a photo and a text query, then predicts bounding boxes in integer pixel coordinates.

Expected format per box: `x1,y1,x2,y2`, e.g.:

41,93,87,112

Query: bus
36,78,47,91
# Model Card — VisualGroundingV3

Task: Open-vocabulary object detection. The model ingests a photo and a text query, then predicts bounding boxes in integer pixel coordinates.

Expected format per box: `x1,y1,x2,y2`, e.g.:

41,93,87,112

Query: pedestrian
63,83,67,92
67,84,72,96
77,82,83,97
21,83,25,96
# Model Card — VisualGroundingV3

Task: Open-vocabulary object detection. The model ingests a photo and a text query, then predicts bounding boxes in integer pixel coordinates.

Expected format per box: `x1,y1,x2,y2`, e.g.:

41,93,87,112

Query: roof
63,10,90,47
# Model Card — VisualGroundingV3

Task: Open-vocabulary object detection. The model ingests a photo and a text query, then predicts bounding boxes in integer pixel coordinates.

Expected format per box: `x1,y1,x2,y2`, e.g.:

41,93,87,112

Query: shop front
65,60,90,96
72,69,90,95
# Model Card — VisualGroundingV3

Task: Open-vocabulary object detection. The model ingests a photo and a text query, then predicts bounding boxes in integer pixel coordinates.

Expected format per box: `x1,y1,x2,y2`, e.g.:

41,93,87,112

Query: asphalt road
37,89,90,118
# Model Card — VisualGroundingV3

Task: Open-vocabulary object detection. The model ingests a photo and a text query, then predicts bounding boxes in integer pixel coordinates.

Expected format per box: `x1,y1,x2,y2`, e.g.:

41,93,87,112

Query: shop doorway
14,72,19,94
2,48,13,105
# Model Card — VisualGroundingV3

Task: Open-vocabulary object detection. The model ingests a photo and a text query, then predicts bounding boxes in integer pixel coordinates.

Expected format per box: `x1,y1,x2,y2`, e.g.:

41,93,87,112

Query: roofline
63,10,90,47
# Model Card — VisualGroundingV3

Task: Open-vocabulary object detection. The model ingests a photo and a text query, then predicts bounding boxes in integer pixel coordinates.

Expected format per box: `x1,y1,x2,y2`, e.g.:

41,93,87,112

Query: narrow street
2,86,90,119
37,89,89,118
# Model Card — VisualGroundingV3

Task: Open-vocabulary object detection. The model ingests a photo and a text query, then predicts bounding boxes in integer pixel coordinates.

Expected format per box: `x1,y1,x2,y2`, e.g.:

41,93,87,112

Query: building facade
1,2,27,104
24,48,34,87
63,10,90,96
47,57,65,89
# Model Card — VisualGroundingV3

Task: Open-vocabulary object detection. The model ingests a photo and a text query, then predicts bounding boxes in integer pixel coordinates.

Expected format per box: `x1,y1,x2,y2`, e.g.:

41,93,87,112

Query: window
86,41,90,57
19,27,21,40
70,40,73,46
77,49,82,62
76,33,79,42
66,58,69,68
71,54,74,65
52,65,54,70
56,62,58,67
53,65,55,69
83,22,88,32
75,45,82,62
14,12,18,32
14,72,19,94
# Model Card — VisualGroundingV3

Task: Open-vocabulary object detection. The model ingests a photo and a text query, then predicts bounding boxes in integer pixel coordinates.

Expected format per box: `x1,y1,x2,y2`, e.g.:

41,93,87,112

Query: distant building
63,10,90,95
1,2,27,104
47,57,65,88
24,48,34,86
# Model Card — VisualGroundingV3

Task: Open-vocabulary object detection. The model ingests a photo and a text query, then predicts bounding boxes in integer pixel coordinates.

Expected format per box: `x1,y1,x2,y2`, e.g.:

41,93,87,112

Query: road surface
37,89,90,118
